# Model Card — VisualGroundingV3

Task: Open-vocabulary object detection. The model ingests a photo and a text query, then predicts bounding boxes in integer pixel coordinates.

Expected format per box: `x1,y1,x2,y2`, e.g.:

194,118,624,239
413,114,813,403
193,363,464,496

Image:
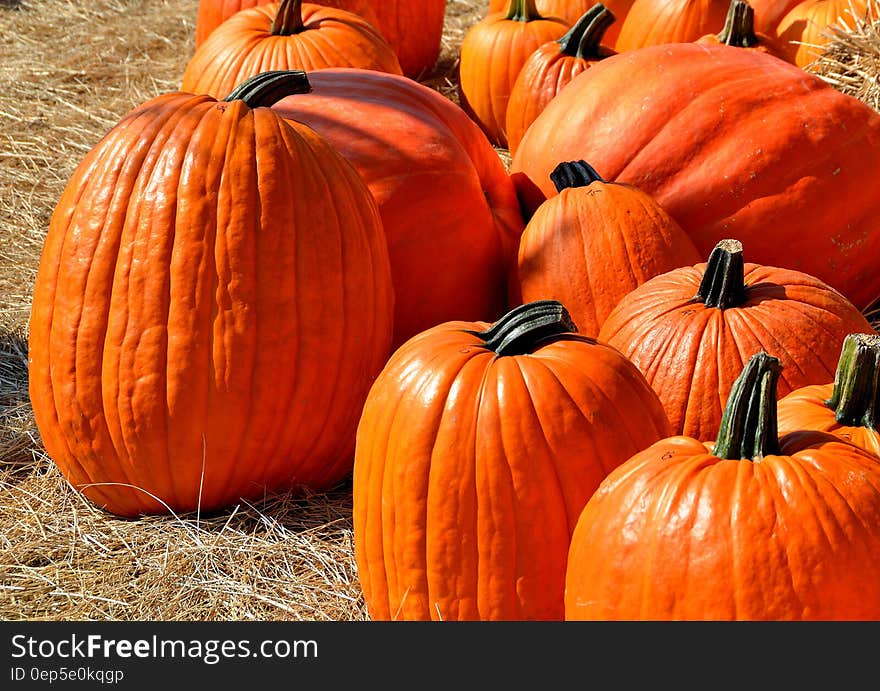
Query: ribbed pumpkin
776,0,868,67
181,0,401,98
354,300,672,621
695,0,791,60
565,352,880,621
269,68,525,347
597,239,875,440
515,161,700,337
511,43,880,309
505,5,617,156
459,0,569,148
369,0,447,78
777,333,880,457
194,0,378,48
488,0,634,44
614,0,730,50
28,72,394,518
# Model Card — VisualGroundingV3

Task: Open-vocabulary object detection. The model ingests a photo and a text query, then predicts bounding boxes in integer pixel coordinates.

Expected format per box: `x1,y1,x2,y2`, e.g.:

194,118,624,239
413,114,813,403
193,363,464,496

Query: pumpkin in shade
565,352,880,621
695,0,791,61
614,0,730,51
194,0,378,48
515,161,700,337
776,0,868,68
269,68,525,347
510,43,880,309
747,0,801,31
354,300,672,621
488,0,634,44
369,0,447,78
459,0,569,148
597,239,874,440
778,333,880,457
28,72,395,518
181,0,401,98
506,5,617,156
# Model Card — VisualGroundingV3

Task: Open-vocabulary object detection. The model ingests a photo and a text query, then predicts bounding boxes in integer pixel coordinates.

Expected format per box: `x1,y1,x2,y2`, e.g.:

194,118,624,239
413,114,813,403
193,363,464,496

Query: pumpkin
194,0,378,48
695,0,791,60
510,43,880,309
565,352,880,620
746,0,802,31
181,0,402,98
369,0,447,78
269,68,525,347
28,72,395,518
597,239,874,440
614,0,730,51
777,333,880,456
353,300,672,620
776,0,869,68
488,0,634,44
505,5,617,156
515,161,700,337
459,0,569,148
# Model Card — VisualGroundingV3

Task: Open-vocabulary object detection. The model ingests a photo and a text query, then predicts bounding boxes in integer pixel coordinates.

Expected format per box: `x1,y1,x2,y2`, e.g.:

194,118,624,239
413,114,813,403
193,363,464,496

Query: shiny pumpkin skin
614,0,730,50
271,68,525,347
597,260,874,440
511,44,880,309
181,2,402,99
353,314,672,621
28,91,394,517
564,432,880,620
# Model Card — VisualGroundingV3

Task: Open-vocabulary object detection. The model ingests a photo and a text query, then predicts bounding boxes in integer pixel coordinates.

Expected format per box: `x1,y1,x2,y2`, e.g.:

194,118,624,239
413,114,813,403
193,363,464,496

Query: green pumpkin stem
825,333,880,429
271,0,305,35
550,160,605,193
717,0,760,47
470,300,578,356
223,70,312,107
557,4,616,58
712,352,783,461
506,0,543,21
694,239,746,309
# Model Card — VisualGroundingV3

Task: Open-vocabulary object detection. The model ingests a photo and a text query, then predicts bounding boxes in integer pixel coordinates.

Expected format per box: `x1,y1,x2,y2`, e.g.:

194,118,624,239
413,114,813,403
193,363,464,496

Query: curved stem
467,300,578,356
693,239,746,310
712,352,782,460
270,0,304,36
550,160,605,193
557,4,616,58
716,0,760,47
825,333,880,429
223,70,312,107
506,0,542,21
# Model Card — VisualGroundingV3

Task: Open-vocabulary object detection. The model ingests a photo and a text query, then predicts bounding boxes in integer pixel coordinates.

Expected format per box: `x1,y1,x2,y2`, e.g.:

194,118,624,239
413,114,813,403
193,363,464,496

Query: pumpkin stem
694,239,746,310
557,4,616,58
550,160,605,193
825,333,880,429
469,300,578,356
223,70,313,107
712,351,782,461
506,0,543,21
271,0,305,35
717,0,760,47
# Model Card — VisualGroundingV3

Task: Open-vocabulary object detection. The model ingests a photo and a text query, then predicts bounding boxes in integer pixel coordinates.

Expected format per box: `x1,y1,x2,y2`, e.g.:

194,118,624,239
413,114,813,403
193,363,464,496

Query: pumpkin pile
26,0,880,620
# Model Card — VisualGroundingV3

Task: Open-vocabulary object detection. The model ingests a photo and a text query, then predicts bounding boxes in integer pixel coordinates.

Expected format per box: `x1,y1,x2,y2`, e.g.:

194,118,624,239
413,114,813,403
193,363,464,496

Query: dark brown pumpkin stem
223,70,313,107
550,160,605,193
717,0,760,47
557,4,616,58
712,351,782,460
469,300,578,356
506,0,543,21
694,239,746,310
825,333,880,429
271,0,305,35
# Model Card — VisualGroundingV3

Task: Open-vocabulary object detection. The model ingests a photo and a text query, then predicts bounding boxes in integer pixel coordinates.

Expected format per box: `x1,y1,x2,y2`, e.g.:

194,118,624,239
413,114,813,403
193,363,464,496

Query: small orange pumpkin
488,0,635,44
695,0,792,60
776,0,869,68
614,0,730,51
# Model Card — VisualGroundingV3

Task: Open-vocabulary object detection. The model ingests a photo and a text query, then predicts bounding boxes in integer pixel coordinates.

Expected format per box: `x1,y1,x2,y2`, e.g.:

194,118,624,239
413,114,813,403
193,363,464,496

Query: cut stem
469,300,578,356
223,70,312,107
557,4,616,58
506,0,543,21
825,333,880,429
550,160,605,193
717,0,760,48
271,0,305,36
694,239,746,310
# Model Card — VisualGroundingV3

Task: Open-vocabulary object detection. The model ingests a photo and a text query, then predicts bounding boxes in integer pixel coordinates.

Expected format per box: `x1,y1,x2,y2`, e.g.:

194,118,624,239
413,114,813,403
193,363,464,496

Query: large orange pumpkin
597,239,874,440
777,333,880,457
28,72,395,518
269,68,525,347
354,300,672,620
181,0,402,98
515,160,700,337
776,0,869,67
511,43,880,309
614,0,730,50
459,0,569,148
488,0,634,44
565,352,880,620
